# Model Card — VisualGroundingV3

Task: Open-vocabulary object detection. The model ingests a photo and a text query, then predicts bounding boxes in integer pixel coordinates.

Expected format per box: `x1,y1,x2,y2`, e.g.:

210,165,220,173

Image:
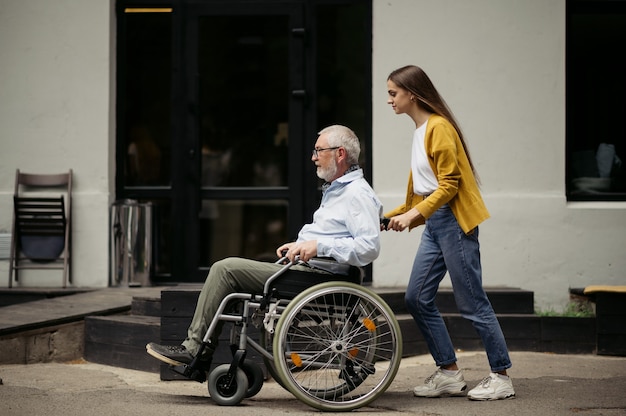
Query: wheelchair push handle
276,250,302,266
265,254,303,296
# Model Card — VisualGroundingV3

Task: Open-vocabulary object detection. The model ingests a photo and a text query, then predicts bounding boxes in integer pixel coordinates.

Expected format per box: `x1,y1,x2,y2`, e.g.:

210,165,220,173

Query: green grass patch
536,300,595,317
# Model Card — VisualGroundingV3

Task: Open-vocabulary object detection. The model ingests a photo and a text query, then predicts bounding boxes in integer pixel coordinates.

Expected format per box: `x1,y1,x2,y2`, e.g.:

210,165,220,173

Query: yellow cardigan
384,114,489,234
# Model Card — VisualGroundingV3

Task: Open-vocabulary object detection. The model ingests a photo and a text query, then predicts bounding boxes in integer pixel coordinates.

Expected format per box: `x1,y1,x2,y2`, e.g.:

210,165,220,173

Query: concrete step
0,287,165,366
0,288,97,308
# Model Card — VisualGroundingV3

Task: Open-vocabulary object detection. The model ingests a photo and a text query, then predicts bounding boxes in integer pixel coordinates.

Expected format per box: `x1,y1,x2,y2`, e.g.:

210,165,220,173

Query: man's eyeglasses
312,147,339,158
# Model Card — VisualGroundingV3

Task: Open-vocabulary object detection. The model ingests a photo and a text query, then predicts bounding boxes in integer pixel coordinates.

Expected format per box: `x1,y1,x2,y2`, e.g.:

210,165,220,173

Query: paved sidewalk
1,351,625,416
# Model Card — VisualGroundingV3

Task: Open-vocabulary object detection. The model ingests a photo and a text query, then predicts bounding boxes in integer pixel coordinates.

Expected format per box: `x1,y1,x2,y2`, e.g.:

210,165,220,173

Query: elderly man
147,125,382,374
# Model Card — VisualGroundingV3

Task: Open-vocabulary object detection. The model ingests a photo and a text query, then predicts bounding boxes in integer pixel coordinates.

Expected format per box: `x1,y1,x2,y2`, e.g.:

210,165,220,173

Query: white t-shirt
411,121,438,196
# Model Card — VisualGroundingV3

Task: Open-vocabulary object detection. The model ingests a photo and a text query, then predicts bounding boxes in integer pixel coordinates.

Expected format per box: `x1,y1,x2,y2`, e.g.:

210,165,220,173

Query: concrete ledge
0,321,84,365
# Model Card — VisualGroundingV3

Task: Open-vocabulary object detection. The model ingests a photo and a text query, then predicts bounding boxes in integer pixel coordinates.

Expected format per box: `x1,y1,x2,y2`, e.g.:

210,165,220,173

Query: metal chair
9,169,73,288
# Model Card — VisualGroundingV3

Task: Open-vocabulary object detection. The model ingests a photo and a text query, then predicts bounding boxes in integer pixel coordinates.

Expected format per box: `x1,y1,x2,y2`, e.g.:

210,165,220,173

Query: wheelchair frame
173,257,403,412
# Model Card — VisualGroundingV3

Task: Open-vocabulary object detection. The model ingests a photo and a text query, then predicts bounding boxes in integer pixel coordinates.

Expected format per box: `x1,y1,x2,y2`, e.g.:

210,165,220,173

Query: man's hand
276,241,318,263
276,242,295,258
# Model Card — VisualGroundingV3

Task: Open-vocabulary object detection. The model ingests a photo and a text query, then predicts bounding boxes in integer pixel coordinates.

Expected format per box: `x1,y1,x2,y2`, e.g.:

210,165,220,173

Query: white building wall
372,0,626,310
0,0,113,287
0,0,624,311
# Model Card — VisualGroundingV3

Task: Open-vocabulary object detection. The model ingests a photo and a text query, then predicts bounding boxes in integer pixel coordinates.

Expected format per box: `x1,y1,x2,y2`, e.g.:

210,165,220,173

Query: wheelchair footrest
171,364,207,383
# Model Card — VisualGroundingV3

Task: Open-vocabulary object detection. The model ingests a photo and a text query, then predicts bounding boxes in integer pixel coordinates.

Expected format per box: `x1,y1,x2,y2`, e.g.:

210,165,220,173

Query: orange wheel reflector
291,352,303,367
349,348,359,357
362,318,376,331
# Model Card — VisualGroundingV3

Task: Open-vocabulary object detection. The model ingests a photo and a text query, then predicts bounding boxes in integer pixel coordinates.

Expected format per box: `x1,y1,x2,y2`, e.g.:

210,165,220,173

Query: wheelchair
172,256,403,412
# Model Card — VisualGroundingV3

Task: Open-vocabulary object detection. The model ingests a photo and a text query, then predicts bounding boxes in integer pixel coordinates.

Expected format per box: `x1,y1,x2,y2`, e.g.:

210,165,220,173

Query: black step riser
84,315,161,372
380,289,534,315
131,297,161,317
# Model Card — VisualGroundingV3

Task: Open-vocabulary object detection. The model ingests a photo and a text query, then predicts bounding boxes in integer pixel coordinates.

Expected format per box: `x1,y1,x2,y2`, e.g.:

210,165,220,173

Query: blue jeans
405,204,512,372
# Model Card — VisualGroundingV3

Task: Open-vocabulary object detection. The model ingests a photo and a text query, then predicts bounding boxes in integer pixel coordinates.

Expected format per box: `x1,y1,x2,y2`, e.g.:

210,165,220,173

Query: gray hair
317,125,361,165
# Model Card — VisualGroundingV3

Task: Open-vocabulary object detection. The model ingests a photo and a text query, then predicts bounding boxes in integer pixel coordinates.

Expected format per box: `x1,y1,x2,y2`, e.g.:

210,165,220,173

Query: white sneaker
413,368,467,398
467,373,516,401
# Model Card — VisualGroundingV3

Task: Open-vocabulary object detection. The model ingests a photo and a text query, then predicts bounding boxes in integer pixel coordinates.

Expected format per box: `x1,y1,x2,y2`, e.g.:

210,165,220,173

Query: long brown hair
388,65,479,181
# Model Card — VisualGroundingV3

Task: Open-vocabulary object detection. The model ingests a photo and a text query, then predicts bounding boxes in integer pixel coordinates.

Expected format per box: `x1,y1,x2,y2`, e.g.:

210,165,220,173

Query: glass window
196,14,291,268
316,2,370,172
121,9,172,187
567,0,626,200
199,200,289,266
198,15,289,188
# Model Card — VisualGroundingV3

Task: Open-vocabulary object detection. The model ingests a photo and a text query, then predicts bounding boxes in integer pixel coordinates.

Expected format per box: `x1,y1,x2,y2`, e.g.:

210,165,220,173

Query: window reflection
127,124,162,185
198,15,289,188
567,2,626,199
123,12,171,187
199,200,289,266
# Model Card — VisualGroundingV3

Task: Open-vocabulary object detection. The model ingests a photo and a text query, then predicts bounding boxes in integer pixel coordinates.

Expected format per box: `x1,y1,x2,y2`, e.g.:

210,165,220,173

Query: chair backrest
14,197,67,261
16,171,72,188
12,169,73,261
14,197,66,236
15,169,72,195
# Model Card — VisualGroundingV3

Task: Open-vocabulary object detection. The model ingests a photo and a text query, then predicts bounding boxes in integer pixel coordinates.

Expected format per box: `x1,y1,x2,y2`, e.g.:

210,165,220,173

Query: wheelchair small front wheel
207,364,249,406
241,359,264,398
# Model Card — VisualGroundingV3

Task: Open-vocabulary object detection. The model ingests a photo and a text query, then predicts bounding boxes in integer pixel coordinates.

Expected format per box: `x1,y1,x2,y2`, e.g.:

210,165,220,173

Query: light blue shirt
296,168,383,266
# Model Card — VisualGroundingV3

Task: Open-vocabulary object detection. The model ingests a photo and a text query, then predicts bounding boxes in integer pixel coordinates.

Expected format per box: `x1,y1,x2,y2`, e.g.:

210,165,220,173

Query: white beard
316,161,338,182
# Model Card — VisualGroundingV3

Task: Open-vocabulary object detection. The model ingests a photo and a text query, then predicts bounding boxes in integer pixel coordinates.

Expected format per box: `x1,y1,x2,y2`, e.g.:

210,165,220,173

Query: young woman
383,65,515,401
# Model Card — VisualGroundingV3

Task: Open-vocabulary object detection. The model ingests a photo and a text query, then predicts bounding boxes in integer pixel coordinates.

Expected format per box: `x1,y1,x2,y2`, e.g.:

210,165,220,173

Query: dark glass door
116,1,372,284
175,3,306,280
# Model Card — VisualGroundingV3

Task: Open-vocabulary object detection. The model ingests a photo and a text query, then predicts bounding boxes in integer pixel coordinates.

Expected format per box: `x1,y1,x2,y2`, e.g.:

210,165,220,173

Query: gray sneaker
413,368,467,398
467,373,516,400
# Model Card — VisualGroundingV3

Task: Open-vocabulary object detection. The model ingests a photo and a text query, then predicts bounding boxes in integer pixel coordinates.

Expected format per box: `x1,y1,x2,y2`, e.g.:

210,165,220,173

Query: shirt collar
321,164,362,191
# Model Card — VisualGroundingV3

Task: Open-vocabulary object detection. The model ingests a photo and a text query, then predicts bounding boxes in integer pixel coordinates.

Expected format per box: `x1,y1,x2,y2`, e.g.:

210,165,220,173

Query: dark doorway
116,0,372,283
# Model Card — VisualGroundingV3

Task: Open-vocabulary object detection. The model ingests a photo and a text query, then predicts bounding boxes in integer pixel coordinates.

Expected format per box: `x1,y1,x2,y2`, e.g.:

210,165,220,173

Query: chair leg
9,255,18,289
11,264,18,289
65,229,71,287
8,237,15,288
63,256,68,288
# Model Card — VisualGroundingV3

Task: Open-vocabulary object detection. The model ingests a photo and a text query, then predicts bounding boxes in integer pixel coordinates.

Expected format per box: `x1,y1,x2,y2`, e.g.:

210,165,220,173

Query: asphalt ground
1,351,625,416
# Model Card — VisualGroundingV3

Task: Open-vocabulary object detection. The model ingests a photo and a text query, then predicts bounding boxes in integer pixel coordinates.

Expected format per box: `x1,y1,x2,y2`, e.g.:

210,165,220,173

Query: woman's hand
387,208,422,232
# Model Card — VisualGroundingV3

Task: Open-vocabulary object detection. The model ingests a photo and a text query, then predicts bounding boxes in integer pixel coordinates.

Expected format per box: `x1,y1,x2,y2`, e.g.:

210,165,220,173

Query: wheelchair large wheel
272,282,402,411
259,326,289,390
